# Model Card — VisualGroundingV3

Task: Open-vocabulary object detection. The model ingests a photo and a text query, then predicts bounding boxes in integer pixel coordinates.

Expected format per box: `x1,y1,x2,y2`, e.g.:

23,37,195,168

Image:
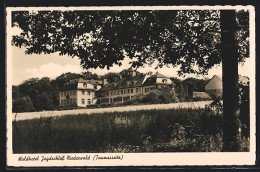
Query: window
73,90,76,95
94,85,97,89
64,100,67,105
124,89,126,94
88,99,91,105
121,90,123,94
61,100,63,106
88,91,91,95
70,99,72,104
111,91,113,96
82,99,85,104
82,91,85,95
106,91,109,96
162,79,167,83
127,89,130,94
131,89,133,93
136,88,139,93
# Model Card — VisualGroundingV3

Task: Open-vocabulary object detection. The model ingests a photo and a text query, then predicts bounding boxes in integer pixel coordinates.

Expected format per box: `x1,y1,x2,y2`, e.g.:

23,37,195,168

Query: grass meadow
13,108,249,153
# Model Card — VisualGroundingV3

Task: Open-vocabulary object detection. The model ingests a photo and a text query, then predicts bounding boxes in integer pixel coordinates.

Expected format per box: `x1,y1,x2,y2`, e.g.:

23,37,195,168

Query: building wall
76,90,95,107
99,83,173,104
59,89,96,107
59,90,77,106
205,89,223,98
142,86,156,95
205,76,222,91
156,78,172,84
192,91,211,99
78,83,95,89
205,75,223,98
100,86,144,104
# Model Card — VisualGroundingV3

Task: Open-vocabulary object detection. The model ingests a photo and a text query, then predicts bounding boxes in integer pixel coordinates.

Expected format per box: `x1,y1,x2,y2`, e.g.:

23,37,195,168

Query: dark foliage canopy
12,10,249,76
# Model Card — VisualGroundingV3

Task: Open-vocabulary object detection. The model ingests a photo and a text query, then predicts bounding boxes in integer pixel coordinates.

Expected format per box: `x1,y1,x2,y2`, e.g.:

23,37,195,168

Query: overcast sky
11,45,252,86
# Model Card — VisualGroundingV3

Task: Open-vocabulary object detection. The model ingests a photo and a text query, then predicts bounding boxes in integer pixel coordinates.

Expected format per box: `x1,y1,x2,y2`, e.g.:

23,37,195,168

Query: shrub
141,90,161,104
121,97,140,105
12,96,34,112
141,90,176,104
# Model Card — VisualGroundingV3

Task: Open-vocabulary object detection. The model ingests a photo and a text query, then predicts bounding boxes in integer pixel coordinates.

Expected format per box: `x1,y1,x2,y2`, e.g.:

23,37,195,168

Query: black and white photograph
6,6,255,166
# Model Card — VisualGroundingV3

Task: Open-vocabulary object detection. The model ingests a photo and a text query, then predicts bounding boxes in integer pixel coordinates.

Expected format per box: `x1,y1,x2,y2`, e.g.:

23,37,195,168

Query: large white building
59,68,174,107
97,68,174,104
59,78,106,107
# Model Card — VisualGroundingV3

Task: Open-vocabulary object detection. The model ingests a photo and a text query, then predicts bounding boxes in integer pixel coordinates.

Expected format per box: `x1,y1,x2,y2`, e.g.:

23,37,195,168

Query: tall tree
18,77,56,111
11,10,249,151
220,10,240,151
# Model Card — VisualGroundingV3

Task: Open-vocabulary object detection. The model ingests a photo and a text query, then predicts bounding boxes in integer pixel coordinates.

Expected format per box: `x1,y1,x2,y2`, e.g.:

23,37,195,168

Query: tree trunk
220,10,241,151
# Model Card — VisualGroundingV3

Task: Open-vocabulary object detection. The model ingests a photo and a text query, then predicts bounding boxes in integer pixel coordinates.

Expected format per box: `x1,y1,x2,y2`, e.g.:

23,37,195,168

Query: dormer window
162,79,167,83
83,83,87,87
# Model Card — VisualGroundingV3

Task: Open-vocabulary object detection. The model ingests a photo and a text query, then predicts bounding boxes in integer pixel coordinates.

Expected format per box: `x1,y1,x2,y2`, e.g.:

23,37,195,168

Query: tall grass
13,108,249,153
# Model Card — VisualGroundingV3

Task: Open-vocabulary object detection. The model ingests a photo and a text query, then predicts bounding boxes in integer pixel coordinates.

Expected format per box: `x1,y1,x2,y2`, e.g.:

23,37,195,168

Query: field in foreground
12,101,212,121
13,107,250,153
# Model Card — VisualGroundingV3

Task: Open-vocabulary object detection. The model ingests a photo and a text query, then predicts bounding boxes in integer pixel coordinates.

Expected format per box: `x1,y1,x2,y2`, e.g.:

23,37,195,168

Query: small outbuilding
205,75,223,98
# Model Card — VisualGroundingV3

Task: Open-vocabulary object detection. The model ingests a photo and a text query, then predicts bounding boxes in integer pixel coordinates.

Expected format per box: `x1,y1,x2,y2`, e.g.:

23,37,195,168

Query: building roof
143,73,173,86
99,74,146,91
142,76,157,86
68,78,102,85
99,72,172,91
205,75,249,91
205,75,222,90
192,91,211,99
61,78,103,91
149,73,169,78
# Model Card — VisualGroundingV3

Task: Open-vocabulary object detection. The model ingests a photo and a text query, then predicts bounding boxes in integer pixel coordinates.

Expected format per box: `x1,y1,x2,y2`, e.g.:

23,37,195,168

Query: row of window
83,83,98,89
81,90,92,95
61,98,92,105
81,98,91,105
61,99,76,106
105,87,140,96
100,95,140,104
61,91,76,97
61,90,94,97
144,87,155,93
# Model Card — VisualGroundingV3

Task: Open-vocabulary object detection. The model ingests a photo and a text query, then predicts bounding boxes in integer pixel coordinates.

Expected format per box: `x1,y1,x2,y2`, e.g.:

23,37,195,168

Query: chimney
132,70,136,77
129,67,136,77
102,78,108,86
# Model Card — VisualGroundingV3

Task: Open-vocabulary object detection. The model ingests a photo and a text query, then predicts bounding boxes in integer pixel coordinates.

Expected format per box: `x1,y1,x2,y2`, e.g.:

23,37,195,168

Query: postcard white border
6,6,256,167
